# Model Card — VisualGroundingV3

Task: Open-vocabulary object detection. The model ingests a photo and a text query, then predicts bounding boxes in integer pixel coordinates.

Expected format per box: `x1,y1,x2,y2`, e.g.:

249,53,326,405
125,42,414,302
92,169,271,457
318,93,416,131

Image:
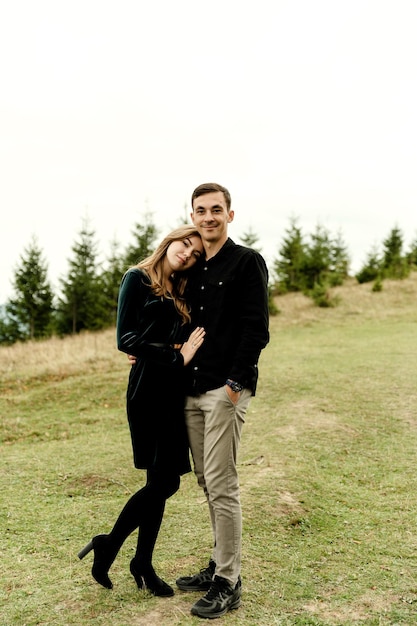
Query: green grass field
1,275,417,625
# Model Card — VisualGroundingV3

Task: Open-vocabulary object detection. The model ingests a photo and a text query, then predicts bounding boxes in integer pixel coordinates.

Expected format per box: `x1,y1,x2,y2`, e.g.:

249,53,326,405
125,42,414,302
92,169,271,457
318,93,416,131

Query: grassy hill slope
1,274,416,625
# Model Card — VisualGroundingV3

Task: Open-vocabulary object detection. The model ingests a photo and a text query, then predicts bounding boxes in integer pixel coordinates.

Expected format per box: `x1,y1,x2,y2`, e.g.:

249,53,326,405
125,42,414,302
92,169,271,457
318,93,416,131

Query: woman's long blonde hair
135,225,202,324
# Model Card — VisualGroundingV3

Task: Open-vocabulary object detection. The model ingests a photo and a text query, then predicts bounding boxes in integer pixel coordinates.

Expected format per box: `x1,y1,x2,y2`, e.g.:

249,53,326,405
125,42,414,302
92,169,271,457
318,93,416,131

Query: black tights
108,468,180,570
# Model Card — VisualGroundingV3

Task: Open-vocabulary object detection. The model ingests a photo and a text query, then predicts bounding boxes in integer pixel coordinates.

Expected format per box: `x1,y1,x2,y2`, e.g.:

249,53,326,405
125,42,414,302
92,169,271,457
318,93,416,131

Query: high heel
78,534,116,589
130,558,174,597
78,541,93,559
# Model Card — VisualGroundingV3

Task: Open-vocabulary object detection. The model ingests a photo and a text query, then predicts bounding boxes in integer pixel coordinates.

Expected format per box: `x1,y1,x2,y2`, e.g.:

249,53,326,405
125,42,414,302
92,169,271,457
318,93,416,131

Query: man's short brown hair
191,183,232,211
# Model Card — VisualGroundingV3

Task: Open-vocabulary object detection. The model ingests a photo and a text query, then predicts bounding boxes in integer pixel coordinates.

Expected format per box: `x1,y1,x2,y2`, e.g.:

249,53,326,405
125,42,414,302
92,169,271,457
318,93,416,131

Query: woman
78,225,205,597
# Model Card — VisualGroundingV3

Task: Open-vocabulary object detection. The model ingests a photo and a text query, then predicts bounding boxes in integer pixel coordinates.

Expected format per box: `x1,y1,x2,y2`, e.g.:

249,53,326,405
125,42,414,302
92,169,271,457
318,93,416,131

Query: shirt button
219,281,223,285
204,266,208,271
200,306,204,311
193,366,199,371
201,285,205,290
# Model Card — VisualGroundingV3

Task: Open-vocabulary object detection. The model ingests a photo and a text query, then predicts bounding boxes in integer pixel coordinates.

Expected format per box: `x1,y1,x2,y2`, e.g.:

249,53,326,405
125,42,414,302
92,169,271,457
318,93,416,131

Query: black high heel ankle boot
78,534,117,589
129,558,174,597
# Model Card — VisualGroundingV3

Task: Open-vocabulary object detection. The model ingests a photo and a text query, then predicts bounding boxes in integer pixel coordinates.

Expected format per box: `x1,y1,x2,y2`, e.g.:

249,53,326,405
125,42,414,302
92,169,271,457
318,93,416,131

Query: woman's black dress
116,268,191,475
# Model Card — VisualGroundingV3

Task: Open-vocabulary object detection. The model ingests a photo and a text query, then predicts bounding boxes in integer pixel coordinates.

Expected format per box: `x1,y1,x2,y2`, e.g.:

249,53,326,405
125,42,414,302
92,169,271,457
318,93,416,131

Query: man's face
191,191,234,244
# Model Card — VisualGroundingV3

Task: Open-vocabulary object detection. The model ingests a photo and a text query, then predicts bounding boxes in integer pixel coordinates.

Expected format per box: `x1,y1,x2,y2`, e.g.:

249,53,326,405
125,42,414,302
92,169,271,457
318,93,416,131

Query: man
176,182,269,618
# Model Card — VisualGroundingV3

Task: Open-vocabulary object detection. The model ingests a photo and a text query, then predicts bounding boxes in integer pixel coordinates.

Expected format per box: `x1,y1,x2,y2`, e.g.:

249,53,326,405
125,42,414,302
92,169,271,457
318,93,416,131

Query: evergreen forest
1,214,416,345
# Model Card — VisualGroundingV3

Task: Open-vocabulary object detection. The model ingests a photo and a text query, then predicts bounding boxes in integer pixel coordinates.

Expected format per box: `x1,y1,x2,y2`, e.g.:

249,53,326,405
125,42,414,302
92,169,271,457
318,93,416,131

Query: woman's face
166,235,204,273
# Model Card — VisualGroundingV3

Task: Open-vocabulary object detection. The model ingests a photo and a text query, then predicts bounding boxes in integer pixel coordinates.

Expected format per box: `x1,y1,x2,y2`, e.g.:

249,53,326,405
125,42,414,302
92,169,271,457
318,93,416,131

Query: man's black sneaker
190,575,241,619
176,560,216,592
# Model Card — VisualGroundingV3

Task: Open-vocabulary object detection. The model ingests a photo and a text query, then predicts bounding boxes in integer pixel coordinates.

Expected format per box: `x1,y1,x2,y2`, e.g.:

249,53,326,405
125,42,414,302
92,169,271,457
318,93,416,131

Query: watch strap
226,378,244,392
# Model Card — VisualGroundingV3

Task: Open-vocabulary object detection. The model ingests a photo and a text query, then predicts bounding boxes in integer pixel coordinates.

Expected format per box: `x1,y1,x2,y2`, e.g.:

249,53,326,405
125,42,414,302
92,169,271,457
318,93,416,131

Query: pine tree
301,223,333,290
406,235,417,268
0,305,26,344
239,227,262,252
328,230,350,286
356,245,382,284
273,217,306,292
124,212,159,267
100,237,126,327
381,226,409,279
56,220,107,334
5,236,54,340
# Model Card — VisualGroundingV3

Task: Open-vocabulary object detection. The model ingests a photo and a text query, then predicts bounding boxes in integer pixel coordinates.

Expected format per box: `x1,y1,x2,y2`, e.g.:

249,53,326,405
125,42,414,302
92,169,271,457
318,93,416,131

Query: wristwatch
226,379,244,393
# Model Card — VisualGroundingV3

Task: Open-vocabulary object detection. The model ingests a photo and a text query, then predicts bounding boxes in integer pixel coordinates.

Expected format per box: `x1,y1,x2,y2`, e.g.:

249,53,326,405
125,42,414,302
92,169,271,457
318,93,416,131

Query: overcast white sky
1,0,416,303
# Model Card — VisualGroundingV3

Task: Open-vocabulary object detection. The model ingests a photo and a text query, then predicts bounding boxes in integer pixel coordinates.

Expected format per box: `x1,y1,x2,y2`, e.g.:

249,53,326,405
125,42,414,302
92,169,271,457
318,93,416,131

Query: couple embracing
78,182,269,619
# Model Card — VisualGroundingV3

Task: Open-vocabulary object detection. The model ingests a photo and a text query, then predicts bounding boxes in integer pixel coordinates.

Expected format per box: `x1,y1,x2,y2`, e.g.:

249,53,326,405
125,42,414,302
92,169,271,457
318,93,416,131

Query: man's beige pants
185,387,252,586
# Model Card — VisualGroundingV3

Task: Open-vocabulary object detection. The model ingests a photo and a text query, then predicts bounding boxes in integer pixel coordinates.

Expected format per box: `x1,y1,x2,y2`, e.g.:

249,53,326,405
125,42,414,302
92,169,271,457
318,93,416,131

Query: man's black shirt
184,238,270,395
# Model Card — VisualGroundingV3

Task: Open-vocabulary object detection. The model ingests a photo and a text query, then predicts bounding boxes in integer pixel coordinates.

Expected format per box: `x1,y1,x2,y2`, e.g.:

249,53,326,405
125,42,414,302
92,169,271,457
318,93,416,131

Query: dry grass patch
0,328,121,382
274,273,417,327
